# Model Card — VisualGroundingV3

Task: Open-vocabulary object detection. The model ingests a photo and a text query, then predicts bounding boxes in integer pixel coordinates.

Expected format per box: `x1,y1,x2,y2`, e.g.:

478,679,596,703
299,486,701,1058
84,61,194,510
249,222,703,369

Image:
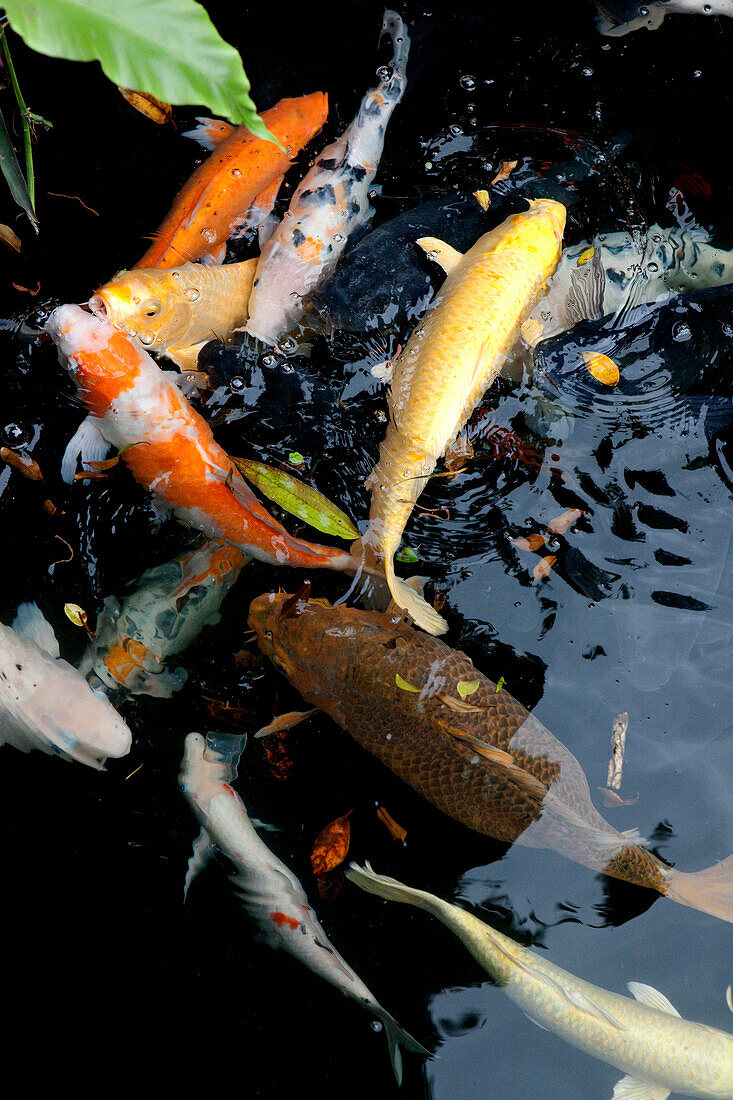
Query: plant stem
0,27,35,212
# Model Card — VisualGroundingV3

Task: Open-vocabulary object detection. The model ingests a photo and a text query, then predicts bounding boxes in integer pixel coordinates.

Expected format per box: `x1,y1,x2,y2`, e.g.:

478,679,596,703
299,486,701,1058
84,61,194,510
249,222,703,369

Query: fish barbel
361,198,566,635
348,864,733,1099
0,602,131,768
90,259,258,372
245,11,410,345
179,732,428,1083
47,305,371,577
78,541,247,698
135,93,328,268
249,593,733,925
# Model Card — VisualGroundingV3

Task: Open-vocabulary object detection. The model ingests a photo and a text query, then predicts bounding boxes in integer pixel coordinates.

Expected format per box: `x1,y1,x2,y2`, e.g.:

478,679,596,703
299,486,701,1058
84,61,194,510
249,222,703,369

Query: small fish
245,11,410,345
522,224,733,347
77,541,247,698
348,863,733,1100
90,259,258,371
249,593,733,925
179,732,428,1083
597,0,733,36
47,305,375,578
135,92,328,268
359,199,566,634
0,602,131,768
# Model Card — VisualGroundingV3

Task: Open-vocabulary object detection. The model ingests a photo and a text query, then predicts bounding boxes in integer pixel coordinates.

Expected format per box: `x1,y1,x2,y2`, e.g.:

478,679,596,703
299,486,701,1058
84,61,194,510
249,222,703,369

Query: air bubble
449,124,463,135
333,233,344,243
2,422,29,446
647,261,659,272
722,324,733,337
639,5,649,14
704,3,712,11
262,354,277,367
201,228,215,242
581,67,593,77
371,1021,383,1033
459,74,476,90
672,322,692,342
693,69,702,78
230,376,245,391
375,410,387,422
139,330,155,345
281,362,293,373
376,65,390,80
185,288,200,302
279,336,297,353
652,234,662,242
231,168,242,178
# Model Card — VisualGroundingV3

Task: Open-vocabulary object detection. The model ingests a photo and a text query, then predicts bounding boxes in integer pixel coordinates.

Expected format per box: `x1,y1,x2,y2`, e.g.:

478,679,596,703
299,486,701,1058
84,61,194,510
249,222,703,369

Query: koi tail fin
385,556,448,635
347,861,446,916
377,1008,431,1086
348,538,447,633
664,855,733,924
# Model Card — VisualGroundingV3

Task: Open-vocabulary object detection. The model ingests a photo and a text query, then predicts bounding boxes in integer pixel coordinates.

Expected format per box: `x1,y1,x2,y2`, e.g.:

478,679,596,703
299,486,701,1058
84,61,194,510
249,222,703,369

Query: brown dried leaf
491,159,518,185
311,811,352,876
0,224,21,252
315,869,344,901
599,787,640,807
473,189,490,211
546,508,584,535
42,499,57,515
511,532,547,552
437,691,486,714
261,730,294,781
1,446,43,480
73,469,109,481
12,281,40,296
444,433,474,474
254,709,316,739
533,554,557,581
201,694,250,724
87,455,120,471
377,805,407,844
117,86,173,124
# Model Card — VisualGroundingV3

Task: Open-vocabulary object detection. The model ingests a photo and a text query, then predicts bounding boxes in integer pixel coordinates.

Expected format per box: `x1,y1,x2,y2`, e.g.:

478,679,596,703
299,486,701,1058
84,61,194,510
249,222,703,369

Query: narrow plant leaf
3,0,276,137
0,104,36,228
396,545,419,564
233,457,359,540
457,679,479,698
117,86,172,124
0,224,21,252
376,805,407,844
1,446,42,480
311,812,351,876
395,673,420,693
495,676,506,693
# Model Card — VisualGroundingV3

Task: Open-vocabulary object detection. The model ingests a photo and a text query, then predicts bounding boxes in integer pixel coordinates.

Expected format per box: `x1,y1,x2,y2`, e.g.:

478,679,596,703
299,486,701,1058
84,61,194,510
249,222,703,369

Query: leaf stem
0,27,35,211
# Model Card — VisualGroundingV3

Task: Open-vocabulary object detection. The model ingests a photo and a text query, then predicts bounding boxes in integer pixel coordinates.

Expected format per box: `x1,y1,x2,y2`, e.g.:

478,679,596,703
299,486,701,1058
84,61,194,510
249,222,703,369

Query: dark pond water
0,0,731,1095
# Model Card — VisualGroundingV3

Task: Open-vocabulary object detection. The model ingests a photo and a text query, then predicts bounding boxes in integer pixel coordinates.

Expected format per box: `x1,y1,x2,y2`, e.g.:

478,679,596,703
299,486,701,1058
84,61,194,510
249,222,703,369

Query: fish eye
142,299,162,318
264,630,274,642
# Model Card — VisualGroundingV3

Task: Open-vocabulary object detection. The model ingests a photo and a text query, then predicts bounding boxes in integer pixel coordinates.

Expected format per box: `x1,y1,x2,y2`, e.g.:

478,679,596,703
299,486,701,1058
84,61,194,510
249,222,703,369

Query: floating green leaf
63,602,87,628
233,457,359,540
3,0,276,138
288,451,305,465
396,545,419,564
495,676,506,693
457,679,479,698
395,673,420,693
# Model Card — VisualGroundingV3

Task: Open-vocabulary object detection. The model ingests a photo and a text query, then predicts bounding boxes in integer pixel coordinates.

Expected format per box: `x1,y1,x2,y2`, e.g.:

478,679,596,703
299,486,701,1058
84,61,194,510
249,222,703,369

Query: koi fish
90,259,258,371
597,0,733,35
48,305,369,577
359,198,566,635
348,864,733,1100
179,732,428,1083
522,224,733,347
0,602,131,768
135,92,328,268
245,11,410,345
249,592,733,925
78,541,246,698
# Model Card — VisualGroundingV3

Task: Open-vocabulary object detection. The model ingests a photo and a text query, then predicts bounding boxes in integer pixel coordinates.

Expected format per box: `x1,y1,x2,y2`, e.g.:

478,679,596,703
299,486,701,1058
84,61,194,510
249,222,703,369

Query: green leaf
457,679,479,698
0,105,36,228
396,545,419,564
3,0,276,138
288,451,305,466
495,676,506,693
233,457,359,541
395,673,420,693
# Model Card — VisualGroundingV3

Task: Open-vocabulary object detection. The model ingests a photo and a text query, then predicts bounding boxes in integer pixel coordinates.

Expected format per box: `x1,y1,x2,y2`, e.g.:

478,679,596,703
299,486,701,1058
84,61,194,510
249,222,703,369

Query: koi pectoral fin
61,415,110,484
416,236,463,275
181,116,235,151
183,826,217,902
611,1075,670,1100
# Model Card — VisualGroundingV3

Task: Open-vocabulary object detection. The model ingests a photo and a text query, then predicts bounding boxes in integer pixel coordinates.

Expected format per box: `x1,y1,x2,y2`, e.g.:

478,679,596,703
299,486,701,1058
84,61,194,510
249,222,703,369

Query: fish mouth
88,294,108,320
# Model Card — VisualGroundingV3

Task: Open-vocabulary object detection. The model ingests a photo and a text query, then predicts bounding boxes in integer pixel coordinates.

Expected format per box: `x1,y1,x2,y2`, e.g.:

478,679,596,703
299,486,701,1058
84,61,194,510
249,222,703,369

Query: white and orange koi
179,732,428,1083
78,541,247,698
0,602,131,768
246,11,410,345
48,306,376,578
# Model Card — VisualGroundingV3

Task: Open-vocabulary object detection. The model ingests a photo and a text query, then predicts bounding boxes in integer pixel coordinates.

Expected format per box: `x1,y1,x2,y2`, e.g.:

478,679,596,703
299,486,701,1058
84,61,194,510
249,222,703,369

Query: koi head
248,590,342,701
90,266,195,352
46,304,146,410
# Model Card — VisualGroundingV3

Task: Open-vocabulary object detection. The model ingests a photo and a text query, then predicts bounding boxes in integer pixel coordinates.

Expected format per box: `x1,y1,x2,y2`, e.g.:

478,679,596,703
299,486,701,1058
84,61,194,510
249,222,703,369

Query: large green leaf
3,0,276,139
233,458,360,541
0,105,36,228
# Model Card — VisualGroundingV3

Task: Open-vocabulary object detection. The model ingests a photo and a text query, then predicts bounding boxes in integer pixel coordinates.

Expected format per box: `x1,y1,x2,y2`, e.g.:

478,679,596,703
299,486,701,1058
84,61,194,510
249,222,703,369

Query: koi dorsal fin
626,982,681,1017
416,237,463,275
181,116,235,151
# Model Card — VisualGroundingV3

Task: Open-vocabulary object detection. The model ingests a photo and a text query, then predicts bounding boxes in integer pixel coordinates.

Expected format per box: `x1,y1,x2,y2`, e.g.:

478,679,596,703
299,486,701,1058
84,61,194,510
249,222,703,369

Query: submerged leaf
3,0,276,136
395,673,420,693
1,446,42,480
376,805,407,844
117,86,173,124
0,224,21,252
457,679,479,698
311,812,351,876
233,457,359,539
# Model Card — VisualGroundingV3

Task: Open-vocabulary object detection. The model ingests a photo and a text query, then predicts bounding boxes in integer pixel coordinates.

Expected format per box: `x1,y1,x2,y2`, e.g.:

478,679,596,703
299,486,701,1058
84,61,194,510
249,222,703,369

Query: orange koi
136,93,328,269
47,305,372,577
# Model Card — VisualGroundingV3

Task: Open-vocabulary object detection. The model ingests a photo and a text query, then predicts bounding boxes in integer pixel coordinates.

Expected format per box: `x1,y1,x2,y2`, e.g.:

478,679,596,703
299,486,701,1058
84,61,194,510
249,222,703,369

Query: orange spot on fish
269,911,300,930
299,236,323,262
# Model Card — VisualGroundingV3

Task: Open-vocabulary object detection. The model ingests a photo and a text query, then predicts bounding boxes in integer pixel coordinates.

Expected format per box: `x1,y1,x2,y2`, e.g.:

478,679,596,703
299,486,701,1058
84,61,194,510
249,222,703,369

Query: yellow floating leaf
533,555,557,581
546,508,584,535
233,457,359,540
580,350,620,386
63,602,88,628
457,679,479,698
473,189,490,211
395,673,420,693
117,86,173,124
0,224,21,252
577,246,595,266
491,159,518,185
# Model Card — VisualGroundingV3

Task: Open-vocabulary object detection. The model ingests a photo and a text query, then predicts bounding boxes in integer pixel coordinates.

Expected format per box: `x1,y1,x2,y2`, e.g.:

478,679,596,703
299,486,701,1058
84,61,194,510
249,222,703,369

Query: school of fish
2,6,732,1097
